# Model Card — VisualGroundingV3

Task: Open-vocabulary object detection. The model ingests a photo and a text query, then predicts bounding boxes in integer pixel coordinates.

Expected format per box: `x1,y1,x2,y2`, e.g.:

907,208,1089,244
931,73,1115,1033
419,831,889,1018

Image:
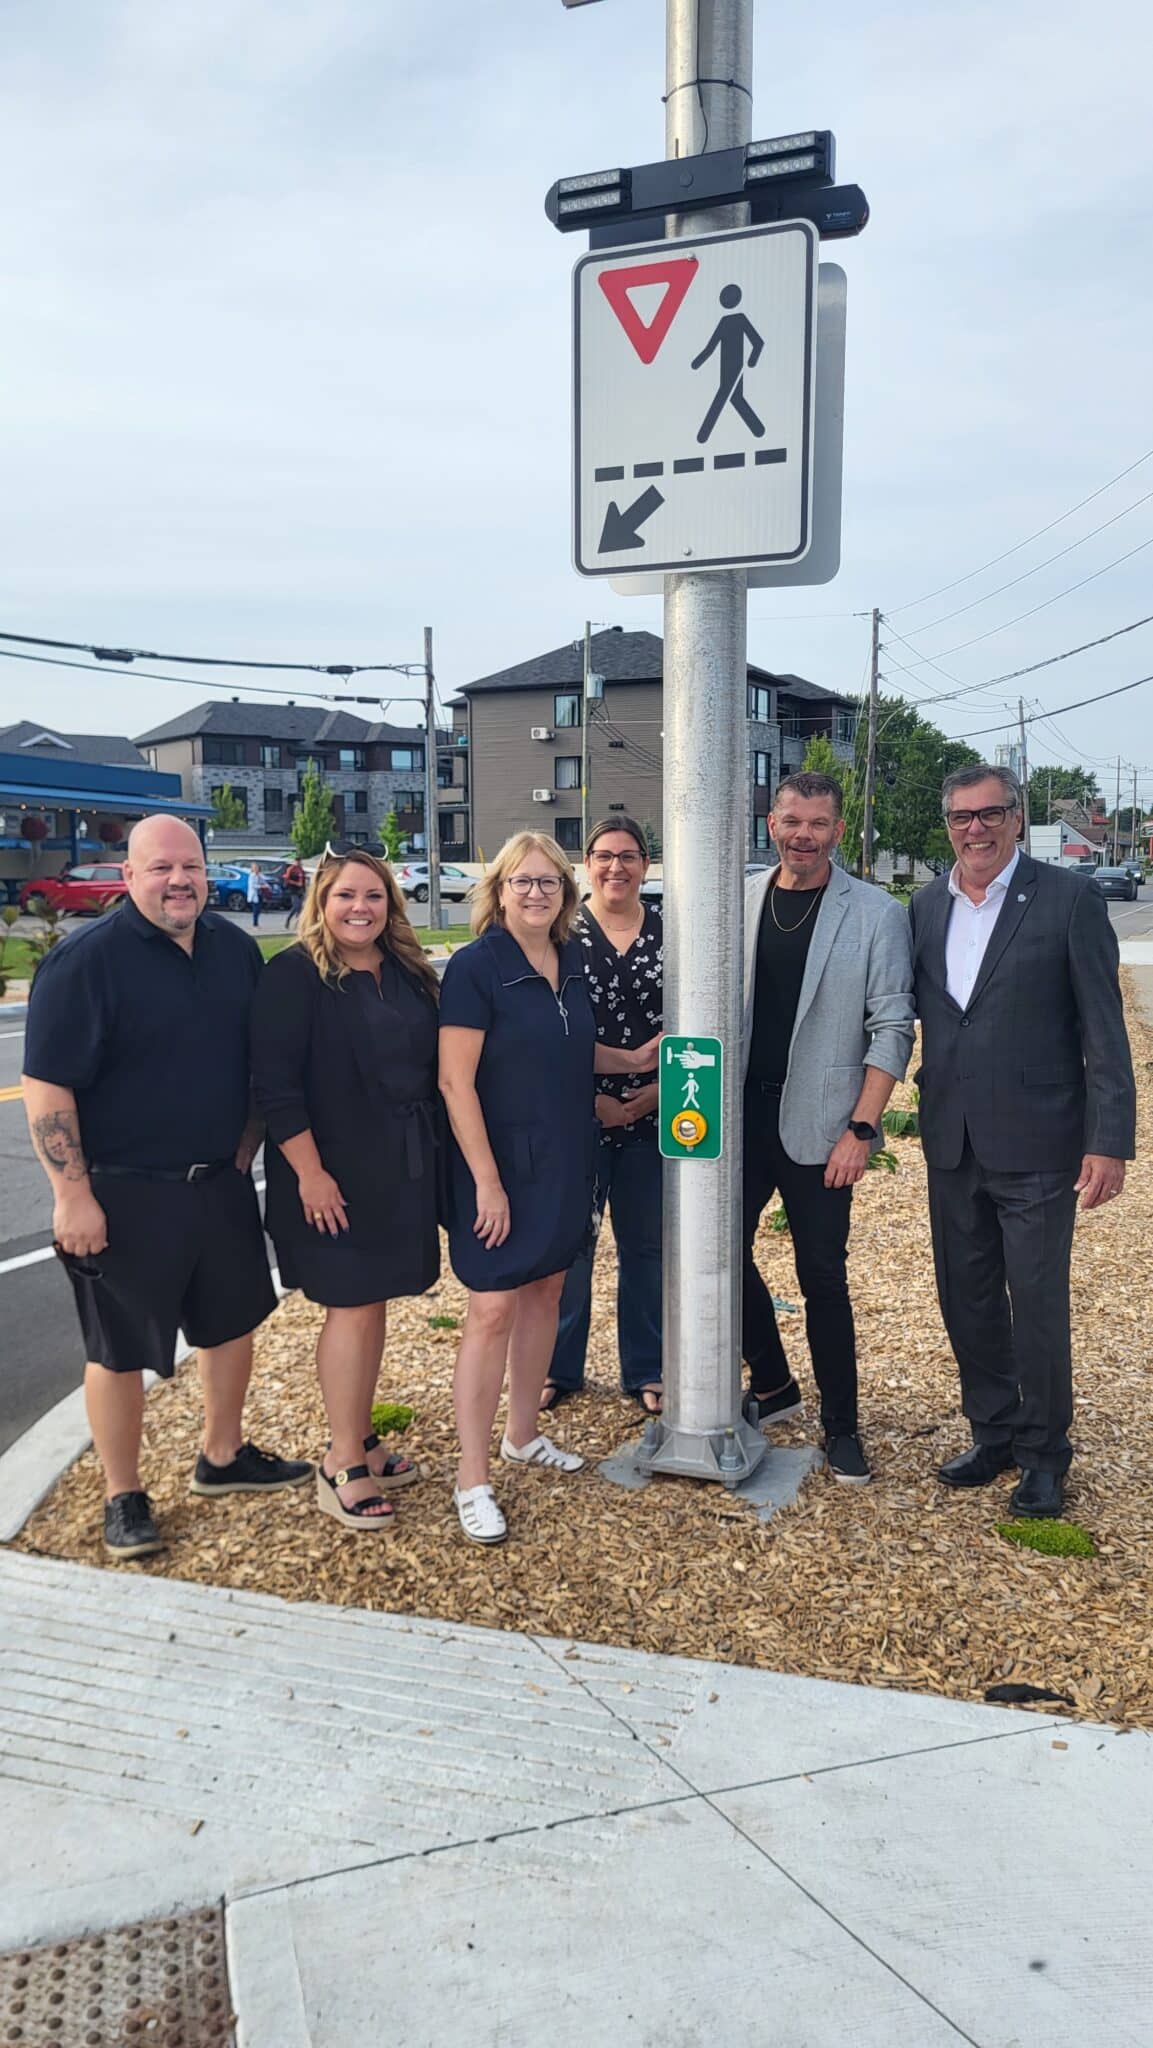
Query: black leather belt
89,1158,233,1184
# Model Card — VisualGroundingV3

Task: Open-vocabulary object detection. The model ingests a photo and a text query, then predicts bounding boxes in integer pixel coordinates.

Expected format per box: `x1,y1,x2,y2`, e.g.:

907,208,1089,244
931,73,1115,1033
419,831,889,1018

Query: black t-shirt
577,901,663,1146
23,898,263,1168
748,879,828,1086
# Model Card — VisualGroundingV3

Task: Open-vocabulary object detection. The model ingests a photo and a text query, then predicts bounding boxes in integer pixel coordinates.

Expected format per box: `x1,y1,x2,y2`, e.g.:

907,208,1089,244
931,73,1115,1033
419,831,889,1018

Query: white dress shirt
944,848,1021,1009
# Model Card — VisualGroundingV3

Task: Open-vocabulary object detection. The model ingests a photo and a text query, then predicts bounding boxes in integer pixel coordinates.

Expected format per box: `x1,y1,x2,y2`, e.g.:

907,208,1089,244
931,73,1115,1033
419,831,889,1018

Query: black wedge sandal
316,1463,397,1534
363,1432,422,1490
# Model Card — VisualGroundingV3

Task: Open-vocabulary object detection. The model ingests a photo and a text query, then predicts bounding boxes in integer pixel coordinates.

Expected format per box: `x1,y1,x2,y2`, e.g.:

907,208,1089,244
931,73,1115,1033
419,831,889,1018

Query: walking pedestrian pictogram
691,285,765,444
659,1035,724,1159
575,221,817,577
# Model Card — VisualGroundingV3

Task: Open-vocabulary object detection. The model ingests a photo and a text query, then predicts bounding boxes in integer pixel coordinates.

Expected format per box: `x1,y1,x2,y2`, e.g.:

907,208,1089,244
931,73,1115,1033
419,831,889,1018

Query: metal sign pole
638,0,765,1484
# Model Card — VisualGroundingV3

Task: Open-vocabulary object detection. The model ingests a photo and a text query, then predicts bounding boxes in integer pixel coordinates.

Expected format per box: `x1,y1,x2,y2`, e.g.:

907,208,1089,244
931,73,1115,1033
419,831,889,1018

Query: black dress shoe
1009,1468,1065,1519
937,1443,1016,1488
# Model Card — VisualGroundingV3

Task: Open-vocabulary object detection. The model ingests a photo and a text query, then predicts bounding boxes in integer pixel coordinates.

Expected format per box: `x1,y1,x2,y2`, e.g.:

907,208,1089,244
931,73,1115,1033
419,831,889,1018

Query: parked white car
395,861,473,904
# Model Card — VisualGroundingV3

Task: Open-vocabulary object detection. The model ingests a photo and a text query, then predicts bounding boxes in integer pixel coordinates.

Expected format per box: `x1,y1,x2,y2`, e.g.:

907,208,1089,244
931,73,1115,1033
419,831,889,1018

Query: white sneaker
500,1433,585,1473
453,1483,507,1545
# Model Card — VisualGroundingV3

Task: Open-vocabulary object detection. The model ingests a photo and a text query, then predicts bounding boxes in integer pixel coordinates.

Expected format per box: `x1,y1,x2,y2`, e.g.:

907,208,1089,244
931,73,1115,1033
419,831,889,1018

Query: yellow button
672,1109,708,1149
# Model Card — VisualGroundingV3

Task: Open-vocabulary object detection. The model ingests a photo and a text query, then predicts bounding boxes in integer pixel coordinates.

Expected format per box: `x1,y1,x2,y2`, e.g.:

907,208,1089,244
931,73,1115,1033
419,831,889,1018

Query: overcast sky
1,0,1150,798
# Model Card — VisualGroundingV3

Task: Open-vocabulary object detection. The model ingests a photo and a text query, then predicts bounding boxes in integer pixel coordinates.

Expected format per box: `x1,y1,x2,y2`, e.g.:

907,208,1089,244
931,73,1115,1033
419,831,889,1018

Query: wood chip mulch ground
13,976,1153,1729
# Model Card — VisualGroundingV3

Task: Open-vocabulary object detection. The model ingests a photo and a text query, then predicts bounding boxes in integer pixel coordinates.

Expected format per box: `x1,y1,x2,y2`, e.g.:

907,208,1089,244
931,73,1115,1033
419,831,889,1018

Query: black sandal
629,1385,664,1415
363,1432,421,1490
316,1463,397,1533
539,1383,575,1413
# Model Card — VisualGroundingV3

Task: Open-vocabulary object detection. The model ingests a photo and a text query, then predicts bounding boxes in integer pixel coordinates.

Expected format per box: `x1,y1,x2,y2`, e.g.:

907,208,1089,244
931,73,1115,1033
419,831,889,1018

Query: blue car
206,864,287,911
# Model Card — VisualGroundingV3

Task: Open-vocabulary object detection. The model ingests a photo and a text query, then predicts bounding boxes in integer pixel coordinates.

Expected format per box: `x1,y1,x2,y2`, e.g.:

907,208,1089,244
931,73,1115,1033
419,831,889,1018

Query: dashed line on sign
596,449,787,485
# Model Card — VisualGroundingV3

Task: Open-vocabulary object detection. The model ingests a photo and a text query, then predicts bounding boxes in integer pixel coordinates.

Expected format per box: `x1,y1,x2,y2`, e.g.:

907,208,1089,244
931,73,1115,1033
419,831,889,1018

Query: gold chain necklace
769,877,825,934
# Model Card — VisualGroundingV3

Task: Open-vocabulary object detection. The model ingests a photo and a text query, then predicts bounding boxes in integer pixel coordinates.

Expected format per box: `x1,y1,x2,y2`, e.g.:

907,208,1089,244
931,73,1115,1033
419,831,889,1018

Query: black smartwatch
847,1119,878,1142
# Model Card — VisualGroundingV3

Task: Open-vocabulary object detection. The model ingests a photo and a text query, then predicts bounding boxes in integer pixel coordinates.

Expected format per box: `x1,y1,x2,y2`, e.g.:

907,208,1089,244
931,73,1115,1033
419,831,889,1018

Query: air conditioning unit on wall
532,789,555,803
530,726,554,741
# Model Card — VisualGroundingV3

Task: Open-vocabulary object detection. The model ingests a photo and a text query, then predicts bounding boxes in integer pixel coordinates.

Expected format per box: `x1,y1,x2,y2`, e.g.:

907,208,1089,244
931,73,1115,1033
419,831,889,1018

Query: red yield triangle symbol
597,256,699,365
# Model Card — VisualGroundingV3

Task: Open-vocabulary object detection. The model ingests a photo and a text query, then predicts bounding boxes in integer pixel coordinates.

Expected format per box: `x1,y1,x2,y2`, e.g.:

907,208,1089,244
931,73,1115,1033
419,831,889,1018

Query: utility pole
1047,769,1053,822
581,619,592,847
861,607,880,883
638,0,764,1485
1017,699,1031,854
1131,764,1138,863
1113,754,1122,865
423,626,442,930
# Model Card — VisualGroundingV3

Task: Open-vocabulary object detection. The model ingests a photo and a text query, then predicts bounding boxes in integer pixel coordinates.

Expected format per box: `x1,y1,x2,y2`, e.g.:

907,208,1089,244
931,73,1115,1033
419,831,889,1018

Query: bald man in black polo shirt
23,815,311,1558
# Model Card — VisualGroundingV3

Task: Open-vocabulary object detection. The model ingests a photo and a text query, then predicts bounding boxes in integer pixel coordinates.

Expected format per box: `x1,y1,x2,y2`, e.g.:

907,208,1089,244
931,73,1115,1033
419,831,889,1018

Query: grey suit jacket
743,866,915,1165
908,855,1136,1172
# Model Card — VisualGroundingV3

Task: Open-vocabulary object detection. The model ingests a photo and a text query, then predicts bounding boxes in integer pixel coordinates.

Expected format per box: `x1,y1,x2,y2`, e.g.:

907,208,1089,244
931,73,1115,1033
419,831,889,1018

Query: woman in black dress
252,848,440,1534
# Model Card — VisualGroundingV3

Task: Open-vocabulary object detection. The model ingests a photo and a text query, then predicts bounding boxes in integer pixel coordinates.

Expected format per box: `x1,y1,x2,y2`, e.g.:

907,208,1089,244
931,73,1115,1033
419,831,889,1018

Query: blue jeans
549,1138,662,1393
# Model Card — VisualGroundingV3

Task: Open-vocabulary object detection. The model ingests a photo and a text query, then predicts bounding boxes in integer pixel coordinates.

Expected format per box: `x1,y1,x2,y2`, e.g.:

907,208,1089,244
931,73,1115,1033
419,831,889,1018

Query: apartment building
136,702,428,852
453,628,857,860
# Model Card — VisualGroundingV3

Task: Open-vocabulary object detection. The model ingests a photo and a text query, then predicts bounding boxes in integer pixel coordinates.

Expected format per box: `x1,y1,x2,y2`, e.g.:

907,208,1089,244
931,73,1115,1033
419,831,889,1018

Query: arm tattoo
31,1110,90,1182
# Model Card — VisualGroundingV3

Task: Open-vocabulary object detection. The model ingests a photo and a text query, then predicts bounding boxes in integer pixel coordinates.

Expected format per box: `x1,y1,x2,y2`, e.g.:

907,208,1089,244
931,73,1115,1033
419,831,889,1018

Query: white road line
0,1029,26,1040
0,1180,267,1281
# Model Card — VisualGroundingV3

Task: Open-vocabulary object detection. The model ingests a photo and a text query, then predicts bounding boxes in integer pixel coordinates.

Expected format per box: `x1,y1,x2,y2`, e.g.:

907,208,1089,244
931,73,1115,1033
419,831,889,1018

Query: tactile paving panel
0,1905,235,2046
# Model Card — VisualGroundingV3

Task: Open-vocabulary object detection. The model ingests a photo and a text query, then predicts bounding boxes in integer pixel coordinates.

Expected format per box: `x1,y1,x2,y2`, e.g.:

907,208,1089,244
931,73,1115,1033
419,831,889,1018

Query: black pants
742,1081,857,1435
927,1141,1078,1474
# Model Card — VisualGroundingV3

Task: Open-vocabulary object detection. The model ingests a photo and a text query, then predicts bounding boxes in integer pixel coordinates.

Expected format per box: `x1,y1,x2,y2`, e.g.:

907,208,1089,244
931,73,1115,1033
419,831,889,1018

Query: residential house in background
135,702,428,853
453,628,857,861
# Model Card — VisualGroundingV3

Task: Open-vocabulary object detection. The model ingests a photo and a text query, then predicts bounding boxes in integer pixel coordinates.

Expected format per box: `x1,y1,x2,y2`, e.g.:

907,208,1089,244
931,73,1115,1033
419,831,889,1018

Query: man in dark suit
909,763,1135,1517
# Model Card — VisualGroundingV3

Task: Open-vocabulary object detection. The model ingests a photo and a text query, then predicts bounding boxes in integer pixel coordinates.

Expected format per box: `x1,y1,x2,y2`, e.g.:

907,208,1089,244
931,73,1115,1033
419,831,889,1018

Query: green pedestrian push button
659,1034,723,1160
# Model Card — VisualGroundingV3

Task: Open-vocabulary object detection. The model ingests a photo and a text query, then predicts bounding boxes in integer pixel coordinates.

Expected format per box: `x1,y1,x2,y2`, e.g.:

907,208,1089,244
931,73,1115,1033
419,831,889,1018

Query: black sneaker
824,1433,872,1485
190,1441,315,1497
104,1490,164,1559
744,1376,804,1425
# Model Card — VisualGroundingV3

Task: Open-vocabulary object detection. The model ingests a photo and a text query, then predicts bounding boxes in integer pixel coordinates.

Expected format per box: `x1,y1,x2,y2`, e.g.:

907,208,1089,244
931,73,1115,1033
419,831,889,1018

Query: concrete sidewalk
1,1551,1149,2046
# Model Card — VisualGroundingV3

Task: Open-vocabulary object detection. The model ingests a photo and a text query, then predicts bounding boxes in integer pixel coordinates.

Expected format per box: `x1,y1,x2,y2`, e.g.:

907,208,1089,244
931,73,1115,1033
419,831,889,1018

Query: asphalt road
2,894,1151,1456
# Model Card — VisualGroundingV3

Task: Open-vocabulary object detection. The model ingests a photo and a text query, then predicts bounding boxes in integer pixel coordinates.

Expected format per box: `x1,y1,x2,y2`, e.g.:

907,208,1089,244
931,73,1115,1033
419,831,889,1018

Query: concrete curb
0,1002,28,1021
0,1368,163,1541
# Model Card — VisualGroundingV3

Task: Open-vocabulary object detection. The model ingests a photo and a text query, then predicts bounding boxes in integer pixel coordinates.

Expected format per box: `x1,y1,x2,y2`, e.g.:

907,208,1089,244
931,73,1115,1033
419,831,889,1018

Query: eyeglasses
589,851,644,868
505,874,563,898
944,805,1017,829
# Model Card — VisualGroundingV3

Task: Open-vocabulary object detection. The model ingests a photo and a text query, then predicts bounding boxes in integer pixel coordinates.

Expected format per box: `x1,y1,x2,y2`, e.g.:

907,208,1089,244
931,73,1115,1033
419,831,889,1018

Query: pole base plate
633,1416,767,1487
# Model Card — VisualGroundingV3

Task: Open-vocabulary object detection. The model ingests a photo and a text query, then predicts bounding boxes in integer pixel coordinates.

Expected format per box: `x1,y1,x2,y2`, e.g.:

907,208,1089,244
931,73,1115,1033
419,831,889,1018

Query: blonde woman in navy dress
438,831,659,1544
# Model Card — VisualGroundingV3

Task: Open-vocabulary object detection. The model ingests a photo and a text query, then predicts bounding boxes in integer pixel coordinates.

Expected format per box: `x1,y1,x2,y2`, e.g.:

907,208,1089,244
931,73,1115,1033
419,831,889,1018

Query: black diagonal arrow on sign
598,484,664,553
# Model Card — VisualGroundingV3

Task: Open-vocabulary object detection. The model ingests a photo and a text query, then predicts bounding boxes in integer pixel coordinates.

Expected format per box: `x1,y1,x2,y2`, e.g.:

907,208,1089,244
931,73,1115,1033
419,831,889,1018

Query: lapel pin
1017,893,1027,902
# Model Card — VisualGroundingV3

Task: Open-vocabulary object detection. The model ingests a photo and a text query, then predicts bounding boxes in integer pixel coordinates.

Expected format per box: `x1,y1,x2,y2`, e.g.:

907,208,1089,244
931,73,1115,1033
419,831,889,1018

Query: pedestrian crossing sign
574,220,817,577
659,1034,724,1160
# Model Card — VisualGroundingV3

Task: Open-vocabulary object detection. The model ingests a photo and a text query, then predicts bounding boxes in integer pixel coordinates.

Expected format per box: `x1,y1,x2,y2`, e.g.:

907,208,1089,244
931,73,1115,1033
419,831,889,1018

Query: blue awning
0,777,213,819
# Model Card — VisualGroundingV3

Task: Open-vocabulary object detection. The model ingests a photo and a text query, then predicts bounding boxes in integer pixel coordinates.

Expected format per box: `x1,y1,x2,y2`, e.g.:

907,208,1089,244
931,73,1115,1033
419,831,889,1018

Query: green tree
1027,764,1099,824
376,809,403,863
291,761,336,859
800,732,840,780
641,817,662,860
211,781,248,831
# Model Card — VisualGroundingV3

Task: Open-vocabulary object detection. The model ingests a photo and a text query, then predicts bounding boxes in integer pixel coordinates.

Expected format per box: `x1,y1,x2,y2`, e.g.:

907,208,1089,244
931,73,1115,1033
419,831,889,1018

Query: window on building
754,815,769,850
780,711,802,738
394,790,424,814
754,751,771,787
747,684,771,724
264,788,283,815
203,738,245,766
390,747,424,772
835,709,857,745
338,747,366,771
554,692,581,728
555,757,581,791
352,790,368,813
260,744,282,768
211,784,248,822
555,817,582,851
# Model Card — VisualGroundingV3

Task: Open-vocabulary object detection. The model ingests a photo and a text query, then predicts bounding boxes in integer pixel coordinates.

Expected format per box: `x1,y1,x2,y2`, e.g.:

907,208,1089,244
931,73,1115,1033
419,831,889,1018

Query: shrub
370,1401,415,1437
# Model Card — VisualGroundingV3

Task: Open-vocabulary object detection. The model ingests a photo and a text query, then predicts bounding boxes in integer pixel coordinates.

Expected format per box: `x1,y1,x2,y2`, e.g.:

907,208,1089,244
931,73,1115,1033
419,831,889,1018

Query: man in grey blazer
742,771,914,1483
909,762,1136,1518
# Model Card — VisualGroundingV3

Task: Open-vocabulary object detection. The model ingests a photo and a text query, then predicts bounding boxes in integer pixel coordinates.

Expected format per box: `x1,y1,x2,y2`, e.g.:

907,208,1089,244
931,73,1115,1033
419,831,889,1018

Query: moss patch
370,1400,415,1436
997,1518,1096,1559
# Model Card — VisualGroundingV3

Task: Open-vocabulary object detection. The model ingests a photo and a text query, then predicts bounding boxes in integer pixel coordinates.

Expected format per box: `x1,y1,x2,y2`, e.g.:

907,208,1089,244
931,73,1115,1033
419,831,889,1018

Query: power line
0,626,419,678
907,486,1153,636
0,647,428,719
946,669,1153,742
887,447,1153,614
932,532,1153,660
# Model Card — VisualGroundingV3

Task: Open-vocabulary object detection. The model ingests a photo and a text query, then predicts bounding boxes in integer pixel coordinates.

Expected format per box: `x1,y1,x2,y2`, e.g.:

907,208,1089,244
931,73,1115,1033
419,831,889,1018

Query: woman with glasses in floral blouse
438,830,659,1544
542,816,664,1417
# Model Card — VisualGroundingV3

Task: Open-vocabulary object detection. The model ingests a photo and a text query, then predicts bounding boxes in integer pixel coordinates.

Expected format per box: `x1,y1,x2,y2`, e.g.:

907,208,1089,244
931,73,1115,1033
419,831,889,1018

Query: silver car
395,861,473,904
